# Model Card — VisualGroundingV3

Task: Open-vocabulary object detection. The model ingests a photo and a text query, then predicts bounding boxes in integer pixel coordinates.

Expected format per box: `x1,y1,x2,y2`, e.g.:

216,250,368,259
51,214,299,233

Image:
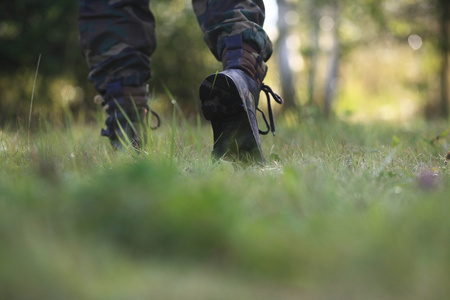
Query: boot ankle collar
105,82,147,101
102,82,148,110
222,35,267,86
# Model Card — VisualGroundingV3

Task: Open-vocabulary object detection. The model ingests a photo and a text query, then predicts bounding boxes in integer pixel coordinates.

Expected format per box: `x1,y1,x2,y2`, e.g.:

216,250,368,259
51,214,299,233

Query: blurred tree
274,0,448,119
375,0,449,118
0,1,221,126
276,0,300,112
298,0,417,117
437,0,449,118
0,0,88,126
305,0,321,107
0,1,78,75
300,0,344,118
323,1,340,118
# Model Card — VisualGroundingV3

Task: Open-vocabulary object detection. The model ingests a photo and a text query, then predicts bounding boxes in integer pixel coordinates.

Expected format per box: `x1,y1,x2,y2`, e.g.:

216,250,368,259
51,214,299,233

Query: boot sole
199,72,265,163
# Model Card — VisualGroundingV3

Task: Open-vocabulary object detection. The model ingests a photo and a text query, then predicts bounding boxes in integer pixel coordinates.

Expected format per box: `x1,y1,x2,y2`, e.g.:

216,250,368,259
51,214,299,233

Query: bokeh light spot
284,10,299,25
320,16,335,31
408,34,422,50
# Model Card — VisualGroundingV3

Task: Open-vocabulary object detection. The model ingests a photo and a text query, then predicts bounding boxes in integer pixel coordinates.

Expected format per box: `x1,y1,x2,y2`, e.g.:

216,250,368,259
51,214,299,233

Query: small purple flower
416,170,439,190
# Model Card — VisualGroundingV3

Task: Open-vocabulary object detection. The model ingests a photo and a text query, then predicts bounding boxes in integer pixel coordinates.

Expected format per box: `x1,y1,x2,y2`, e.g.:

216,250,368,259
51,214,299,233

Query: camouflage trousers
78,0,273,94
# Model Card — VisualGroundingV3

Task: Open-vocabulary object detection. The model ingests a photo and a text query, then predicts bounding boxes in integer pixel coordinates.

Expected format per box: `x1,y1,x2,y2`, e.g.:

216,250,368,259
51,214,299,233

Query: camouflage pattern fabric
192,0,272,63
78,0,272,94
78,0,156,94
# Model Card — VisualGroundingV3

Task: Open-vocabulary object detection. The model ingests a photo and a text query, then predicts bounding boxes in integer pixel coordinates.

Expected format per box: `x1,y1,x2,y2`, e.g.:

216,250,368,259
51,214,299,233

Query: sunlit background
0,0,448,126
262,0,445,123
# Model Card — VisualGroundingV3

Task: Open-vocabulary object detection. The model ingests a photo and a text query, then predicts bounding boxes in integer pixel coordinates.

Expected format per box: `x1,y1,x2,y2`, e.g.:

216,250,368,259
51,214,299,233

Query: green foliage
0,0,78,74
151,1,220,109
0,0,91,126
0,1,220,126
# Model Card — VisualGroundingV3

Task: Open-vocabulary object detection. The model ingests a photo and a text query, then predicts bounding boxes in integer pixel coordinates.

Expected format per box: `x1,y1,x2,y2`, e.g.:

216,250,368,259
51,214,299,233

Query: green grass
1,114,449,300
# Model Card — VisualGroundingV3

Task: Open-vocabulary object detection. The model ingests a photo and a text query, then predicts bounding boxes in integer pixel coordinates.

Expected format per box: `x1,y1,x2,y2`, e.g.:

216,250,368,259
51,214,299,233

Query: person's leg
78,0,158,149
192,0,272,67
193,0,281,163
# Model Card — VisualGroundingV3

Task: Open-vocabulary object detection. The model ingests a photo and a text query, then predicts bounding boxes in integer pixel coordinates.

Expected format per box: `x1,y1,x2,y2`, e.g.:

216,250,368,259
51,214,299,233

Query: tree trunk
276,0,299,112
324,2,340,118
438,0,449,118
307,0,320,106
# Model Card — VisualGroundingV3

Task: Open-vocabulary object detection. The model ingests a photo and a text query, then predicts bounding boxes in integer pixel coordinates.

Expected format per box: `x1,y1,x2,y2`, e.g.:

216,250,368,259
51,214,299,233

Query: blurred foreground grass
0,115,449,300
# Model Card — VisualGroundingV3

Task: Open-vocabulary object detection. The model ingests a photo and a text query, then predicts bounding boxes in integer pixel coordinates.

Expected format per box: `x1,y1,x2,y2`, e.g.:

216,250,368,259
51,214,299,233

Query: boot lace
257,84,284,136
95,95,161,138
